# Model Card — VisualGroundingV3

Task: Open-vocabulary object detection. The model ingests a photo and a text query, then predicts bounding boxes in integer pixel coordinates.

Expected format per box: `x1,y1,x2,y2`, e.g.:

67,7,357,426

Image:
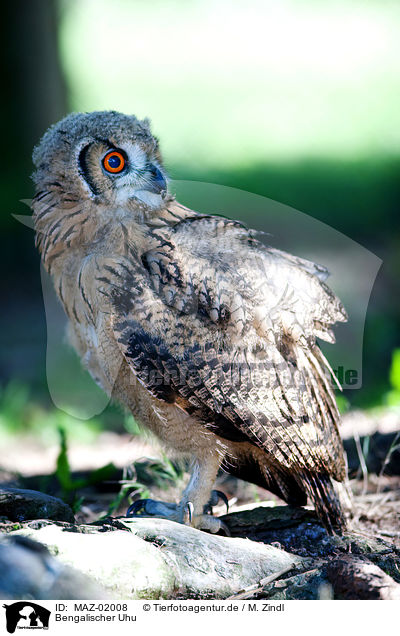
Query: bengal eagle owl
32,111,348,534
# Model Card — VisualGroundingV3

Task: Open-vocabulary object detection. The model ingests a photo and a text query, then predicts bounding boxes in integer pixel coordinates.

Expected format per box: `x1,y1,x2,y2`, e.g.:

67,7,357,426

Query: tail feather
298,469,346,534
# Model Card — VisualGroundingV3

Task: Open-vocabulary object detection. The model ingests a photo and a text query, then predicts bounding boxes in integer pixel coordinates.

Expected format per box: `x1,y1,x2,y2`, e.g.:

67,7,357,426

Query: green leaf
55,427,73,490
389,349,400,392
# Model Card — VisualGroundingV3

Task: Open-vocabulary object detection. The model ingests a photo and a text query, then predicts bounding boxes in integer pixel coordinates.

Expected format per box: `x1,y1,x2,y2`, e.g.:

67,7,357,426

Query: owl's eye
102,151,126,174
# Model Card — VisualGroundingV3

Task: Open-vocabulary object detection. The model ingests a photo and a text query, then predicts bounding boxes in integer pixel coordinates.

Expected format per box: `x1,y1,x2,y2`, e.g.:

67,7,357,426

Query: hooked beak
147,164,167,194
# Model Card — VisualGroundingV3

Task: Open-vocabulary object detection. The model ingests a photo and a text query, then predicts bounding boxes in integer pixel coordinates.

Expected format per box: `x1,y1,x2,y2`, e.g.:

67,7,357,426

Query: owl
32,111,348,534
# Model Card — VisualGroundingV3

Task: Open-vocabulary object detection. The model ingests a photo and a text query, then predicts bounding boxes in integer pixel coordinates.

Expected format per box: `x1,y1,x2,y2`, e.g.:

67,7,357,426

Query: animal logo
3,602,50,633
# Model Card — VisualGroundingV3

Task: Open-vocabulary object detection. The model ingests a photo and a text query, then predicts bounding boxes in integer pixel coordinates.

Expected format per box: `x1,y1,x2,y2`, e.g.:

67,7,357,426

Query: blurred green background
1,0,399,441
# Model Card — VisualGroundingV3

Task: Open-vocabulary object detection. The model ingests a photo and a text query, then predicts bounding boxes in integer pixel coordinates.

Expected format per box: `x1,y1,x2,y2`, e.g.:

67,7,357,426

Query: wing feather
108,213,346,481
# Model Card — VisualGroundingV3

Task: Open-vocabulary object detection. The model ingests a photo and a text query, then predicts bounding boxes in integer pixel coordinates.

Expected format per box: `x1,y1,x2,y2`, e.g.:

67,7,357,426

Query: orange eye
102,151,126,173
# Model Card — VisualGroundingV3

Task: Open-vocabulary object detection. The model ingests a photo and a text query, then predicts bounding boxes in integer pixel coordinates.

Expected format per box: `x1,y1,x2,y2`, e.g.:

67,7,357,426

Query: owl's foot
125,493,230,535
126,454,229,534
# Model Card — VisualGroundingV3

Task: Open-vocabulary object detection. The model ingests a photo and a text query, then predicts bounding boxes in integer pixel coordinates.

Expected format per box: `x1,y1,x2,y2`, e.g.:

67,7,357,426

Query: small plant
385,348,400,407
55,427,116,512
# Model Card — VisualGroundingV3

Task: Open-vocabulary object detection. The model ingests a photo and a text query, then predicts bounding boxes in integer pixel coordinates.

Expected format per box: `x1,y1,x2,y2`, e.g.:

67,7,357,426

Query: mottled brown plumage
32,111,348,533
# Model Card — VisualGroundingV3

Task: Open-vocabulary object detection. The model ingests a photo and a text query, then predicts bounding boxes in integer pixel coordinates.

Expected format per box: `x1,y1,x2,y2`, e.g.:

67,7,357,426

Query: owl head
32,111,168,209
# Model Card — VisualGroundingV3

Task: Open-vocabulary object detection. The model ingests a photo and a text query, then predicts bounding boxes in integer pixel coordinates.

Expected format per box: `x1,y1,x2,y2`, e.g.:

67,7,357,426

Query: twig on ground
226,564,295,600
353,432,369,497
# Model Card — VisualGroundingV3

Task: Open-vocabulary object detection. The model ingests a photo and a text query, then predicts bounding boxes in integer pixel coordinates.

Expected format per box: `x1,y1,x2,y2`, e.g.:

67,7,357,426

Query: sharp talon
215,490,229,514
204,489,229,515
184,501,194,524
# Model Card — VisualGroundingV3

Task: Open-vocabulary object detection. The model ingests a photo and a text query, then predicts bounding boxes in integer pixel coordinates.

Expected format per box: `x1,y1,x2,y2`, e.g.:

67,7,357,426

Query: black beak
148,164,167,194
